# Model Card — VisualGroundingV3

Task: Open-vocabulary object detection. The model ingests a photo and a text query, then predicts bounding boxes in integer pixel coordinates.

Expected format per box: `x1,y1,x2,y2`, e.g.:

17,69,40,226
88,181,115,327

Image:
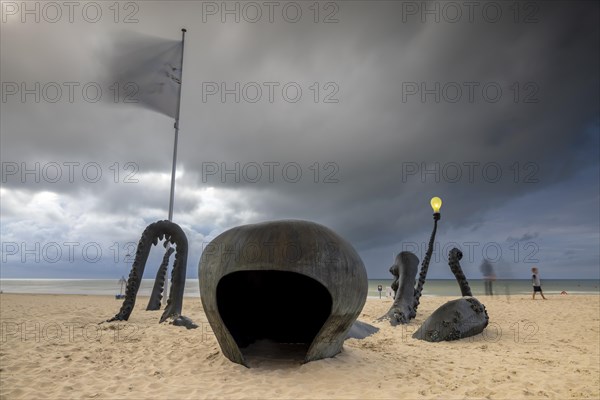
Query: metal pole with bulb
411,197,442,320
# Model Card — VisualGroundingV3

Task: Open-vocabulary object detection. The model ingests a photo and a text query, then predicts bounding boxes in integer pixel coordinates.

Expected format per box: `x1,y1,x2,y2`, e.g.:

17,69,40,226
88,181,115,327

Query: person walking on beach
531,267,547,300
480,258,496,296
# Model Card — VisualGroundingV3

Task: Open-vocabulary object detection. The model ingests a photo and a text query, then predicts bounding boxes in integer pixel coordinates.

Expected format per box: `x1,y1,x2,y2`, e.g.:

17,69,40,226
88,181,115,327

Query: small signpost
116,275,127,300
378,284,383,299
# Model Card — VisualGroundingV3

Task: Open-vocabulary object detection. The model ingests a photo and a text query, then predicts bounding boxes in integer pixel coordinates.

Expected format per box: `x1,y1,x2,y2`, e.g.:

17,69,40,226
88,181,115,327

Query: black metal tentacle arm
147,246,175,310
411,216,438,319
106,220,188,323
448,248,472,297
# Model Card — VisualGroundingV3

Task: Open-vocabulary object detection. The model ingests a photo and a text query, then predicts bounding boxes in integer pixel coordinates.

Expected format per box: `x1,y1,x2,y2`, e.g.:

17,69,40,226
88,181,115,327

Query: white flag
107,32,183,119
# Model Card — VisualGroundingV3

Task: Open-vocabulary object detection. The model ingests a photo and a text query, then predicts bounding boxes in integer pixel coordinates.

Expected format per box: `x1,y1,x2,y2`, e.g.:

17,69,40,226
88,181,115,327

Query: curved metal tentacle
147,246,174,310
410,218,438,320
377,251,419,325
448,248,472,297
107,220,188,323
159,223,188,322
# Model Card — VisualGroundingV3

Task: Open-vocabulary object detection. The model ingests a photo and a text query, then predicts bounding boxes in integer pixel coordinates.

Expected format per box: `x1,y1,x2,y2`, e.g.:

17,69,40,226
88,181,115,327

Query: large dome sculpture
199,220,368,367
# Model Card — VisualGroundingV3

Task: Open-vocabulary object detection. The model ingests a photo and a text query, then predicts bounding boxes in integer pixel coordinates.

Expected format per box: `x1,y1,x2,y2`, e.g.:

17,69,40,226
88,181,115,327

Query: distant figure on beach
480,258,496,296
531,267,547,300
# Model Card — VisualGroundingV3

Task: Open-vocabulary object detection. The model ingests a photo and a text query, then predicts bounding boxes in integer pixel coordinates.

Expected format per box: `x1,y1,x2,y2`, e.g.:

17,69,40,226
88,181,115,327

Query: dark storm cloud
171,1,599,249
1,1,598,278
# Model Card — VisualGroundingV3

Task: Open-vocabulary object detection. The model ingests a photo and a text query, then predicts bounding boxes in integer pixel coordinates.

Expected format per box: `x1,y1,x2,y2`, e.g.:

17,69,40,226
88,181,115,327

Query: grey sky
1,1,598,280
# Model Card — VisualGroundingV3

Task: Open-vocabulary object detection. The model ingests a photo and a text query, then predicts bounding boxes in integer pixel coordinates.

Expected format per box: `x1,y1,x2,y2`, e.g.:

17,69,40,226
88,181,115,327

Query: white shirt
532,273,541,286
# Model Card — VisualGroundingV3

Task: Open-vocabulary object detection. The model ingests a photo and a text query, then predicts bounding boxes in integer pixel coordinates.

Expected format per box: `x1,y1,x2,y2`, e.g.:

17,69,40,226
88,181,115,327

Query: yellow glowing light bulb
430,197,442,213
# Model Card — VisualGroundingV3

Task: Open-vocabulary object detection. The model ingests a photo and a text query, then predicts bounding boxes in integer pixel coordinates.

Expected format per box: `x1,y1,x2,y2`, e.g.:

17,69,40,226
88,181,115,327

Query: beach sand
1,293,598,399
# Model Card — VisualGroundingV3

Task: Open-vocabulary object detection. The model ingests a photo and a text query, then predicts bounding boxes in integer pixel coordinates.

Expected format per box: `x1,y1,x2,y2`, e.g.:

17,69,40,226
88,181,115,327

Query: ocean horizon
1,278,598,297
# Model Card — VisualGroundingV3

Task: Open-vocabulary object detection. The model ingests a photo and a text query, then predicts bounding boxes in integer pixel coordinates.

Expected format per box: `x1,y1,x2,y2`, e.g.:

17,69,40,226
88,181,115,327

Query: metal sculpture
199,220,368,367
107,220,189,324
378,251,420,325
413,248,489,342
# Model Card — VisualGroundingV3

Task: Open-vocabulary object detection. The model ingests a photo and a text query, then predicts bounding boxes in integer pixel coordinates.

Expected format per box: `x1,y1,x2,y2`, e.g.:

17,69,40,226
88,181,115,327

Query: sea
0,279,598,298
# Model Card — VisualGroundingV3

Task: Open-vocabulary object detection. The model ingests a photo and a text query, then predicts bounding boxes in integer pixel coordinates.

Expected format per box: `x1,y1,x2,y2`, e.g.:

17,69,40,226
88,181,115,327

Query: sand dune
1,293,598,399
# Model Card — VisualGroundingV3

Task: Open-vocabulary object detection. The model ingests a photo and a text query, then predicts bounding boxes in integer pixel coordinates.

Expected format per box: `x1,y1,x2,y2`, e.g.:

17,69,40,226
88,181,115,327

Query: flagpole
168,28,186,222
164,28,186,307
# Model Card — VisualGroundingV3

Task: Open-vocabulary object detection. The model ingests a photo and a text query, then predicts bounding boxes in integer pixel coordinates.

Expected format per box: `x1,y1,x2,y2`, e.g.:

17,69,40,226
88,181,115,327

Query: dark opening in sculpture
217,271,332,349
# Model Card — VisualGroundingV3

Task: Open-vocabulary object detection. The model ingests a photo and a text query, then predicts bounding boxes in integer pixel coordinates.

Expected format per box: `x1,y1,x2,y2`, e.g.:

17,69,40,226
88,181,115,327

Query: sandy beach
1,293,598,399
